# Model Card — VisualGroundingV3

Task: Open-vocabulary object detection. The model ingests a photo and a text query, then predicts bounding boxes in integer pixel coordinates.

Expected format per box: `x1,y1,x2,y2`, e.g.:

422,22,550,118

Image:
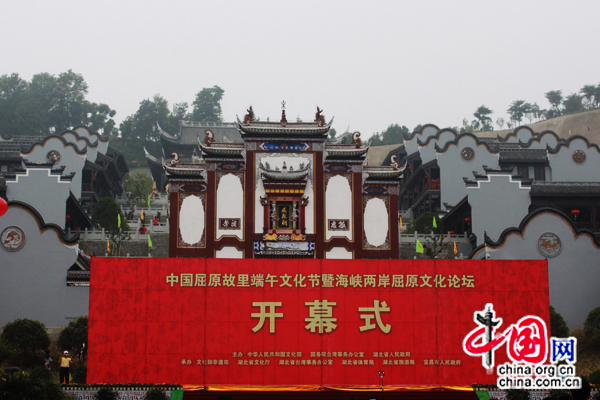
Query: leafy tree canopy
473,105,493,131
58,316,88,360
123,171,153,206
507,100,528,126
0,319,50,364
549,306,569,338
584,306,600,340
190,85,224,122
91,197,128,232
370,124,408,146
0,70,117,137
563,93,584,114
545,90,563,111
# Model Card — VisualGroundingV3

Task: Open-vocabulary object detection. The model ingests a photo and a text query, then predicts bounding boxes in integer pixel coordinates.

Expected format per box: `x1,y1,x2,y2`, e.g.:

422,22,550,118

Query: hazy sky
1,0,598,137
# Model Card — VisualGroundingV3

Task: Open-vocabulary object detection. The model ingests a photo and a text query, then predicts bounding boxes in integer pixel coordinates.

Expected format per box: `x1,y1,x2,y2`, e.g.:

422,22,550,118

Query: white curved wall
325,175,352,240
179,194,205,245
216,174,244,239
363,197,388,248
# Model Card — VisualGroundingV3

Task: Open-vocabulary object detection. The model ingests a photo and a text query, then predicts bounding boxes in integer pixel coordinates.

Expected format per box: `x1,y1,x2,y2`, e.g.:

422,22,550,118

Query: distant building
384,125,600,328
0,126,127,328
145,106,402,259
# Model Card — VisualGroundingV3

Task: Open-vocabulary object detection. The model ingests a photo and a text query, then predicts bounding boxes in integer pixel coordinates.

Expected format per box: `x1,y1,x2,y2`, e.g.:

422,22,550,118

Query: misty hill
477,108,600,143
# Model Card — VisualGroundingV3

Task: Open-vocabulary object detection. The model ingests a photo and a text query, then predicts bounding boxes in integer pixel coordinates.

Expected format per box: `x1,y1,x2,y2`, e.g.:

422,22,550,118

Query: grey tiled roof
179,122,242,144
499,149,547,162
531,181,600,195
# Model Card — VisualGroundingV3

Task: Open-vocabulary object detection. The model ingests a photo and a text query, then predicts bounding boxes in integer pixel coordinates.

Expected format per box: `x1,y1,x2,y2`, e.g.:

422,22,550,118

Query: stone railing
399,232,470,244
74,221,169,241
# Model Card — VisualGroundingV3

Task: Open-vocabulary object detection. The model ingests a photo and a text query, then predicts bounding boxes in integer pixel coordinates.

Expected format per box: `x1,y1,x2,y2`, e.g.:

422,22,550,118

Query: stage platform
181,385,479,400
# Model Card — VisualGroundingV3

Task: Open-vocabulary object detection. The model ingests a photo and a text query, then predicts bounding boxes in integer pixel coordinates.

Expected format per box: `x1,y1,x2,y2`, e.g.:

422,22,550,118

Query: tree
190,85,224,122
144,388,170,400
473,105,493,131
328,128,337,139
550,306,569,338
507,100,528,126
580,84,597,109
584,306,600,340
545,90,563,114
506,389,530,400
91,197,130,256
496,117,505,130
0,369,67,400
58,316,88,362
116,94,180,166
370,124,408,146
94,387,119,400
0,319,50,367
123,171,153,207
0,70,117,137
563,93,584,114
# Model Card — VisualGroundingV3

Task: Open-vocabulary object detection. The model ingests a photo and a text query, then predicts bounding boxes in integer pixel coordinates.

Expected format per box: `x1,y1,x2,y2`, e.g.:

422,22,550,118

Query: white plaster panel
179,194,205,245
254,178,266,232
404,126,438,155
473,212,600,329
6,169,71,227
468,174,531,245
325,175,352,240
436,136,500,209
0,206,84,327
325,247,353,259
548,138,600,181
216,173,244,239
215,246,244,258
97,140,108,155
363,197,388,247
304,178,315,234
62,132,87,152
523,132,559,150
74,127,98,145
21,137,87,199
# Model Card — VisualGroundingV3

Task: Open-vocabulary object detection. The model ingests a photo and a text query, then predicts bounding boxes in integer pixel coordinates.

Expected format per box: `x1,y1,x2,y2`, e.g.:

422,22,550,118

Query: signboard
87,258,549,386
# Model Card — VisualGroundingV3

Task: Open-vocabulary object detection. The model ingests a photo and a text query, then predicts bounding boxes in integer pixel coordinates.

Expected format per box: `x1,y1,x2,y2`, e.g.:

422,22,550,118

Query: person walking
59,350,73,384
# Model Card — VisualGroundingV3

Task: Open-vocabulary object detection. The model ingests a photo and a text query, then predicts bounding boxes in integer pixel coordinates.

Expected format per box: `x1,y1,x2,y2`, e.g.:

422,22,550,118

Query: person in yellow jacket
58,350,73,384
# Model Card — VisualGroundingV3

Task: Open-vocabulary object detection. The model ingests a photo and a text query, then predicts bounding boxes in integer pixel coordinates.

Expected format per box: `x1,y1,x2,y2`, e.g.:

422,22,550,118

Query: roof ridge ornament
281,101,287,126
315,107,325,127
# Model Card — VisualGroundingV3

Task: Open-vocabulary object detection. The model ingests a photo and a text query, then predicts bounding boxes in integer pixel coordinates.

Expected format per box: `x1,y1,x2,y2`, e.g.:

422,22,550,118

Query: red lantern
0,197,7,217
571,209,580,220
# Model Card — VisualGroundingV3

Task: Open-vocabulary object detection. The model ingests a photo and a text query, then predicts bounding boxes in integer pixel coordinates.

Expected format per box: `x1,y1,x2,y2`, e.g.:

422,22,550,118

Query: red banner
87,258,549,386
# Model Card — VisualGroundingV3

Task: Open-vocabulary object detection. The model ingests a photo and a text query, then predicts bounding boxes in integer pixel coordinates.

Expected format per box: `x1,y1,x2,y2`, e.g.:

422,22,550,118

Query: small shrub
550,306,570,338
0,370,66,400
29,365,54,381
589,368,600,384
94,387,119,400
506,389,531,400
71,364,87,383
584,306,600,339
144,387,169,400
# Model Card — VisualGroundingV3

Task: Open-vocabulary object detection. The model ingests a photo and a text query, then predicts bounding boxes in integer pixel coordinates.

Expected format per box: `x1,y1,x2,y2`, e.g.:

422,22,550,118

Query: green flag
148,234,153,248
148,195,151,206
416,239,424,253
432,216,437,229
118,213,121,228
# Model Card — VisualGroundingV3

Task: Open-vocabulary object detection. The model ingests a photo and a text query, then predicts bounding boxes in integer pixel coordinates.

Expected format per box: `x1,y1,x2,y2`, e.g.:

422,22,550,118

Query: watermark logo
463,304,580,390
463,303,547,370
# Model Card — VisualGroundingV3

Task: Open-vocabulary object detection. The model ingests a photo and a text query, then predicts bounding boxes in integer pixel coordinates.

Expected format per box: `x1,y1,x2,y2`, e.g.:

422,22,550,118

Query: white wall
216,173,244,239
179,194,205,245
363,197,389,248
325,175,352,240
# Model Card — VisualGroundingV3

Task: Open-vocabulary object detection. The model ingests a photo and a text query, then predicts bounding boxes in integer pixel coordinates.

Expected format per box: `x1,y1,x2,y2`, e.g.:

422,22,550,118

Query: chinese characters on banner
87,258,549,386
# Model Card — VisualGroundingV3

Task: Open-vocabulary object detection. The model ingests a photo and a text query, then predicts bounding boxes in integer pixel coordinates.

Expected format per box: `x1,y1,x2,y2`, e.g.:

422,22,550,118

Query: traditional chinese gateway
160,106,402,259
